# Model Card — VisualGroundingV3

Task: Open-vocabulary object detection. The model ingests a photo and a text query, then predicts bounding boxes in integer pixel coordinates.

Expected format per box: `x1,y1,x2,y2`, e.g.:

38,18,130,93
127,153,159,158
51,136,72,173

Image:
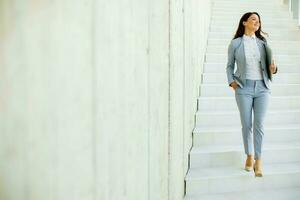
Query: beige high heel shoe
244,155,254,172
253,159,263,177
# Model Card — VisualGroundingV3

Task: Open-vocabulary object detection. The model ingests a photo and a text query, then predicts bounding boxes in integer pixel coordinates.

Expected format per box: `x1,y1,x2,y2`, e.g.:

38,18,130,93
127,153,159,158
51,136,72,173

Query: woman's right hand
230,81,239,90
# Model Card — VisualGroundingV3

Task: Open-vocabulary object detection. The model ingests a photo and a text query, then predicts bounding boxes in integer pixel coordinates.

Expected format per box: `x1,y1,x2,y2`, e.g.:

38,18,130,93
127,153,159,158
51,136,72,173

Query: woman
226,12,278,177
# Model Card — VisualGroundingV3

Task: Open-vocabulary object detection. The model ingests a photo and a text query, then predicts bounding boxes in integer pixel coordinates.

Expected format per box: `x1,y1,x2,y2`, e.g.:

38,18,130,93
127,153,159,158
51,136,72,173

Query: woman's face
243,14,260,32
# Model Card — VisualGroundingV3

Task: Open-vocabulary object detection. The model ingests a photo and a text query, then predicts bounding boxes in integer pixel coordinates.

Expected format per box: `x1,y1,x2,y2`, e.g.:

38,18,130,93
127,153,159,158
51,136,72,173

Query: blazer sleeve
226,40,235,86
265,40,278,75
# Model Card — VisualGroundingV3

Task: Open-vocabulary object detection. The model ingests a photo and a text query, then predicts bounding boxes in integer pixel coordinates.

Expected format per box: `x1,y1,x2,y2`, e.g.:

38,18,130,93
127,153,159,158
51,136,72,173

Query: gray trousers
235,79,270,160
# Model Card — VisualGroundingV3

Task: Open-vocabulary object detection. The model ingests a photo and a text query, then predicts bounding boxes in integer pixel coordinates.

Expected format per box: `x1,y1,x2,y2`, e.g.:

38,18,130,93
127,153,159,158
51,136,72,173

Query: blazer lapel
256,38,266,67
237,38,246,68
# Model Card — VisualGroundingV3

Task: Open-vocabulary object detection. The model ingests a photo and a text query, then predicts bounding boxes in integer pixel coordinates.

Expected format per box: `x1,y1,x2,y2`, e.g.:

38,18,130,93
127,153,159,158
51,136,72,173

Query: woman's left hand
269,60,277,74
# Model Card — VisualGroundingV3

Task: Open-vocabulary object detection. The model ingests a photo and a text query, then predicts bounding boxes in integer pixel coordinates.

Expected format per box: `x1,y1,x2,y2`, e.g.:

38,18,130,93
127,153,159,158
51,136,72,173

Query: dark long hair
233,12,268,41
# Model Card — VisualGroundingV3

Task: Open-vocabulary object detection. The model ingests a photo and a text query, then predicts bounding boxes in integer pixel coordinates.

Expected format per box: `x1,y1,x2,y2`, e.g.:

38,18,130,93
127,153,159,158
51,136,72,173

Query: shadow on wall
0,1,14,42
0,2,9,199
0,0,45,41
0,179,10,200
0,2,23,200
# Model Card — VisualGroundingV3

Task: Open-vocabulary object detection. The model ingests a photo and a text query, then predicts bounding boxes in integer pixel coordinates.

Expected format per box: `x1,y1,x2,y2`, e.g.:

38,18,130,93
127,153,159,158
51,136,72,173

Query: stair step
208,34,300,41
185,162,300,195
212,1,284,6
210,25,299,32
212,8,289,13
202,73,300,84
204,63,300,73
213,0,282,3
207,39,300,46
210,17,297,23
193,124,300,146
212,13,292,20
197,96,300,111
184,187,300,200
189,144,300,168
199,84,300,97
195,109,300,128
206,43,300,54
213,3,285,7
207,41,300,47
212,10,291,15
213,1,283,5
209,22,299,33
212,12,292,19
210,20,298,27
205,53,300,64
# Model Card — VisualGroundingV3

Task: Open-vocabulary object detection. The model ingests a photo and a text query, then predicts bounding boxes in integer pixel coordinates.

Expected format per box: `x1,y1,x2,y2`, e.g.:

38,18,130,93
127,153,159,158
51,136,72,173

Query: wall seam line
91,0,97,199
168,0,171,199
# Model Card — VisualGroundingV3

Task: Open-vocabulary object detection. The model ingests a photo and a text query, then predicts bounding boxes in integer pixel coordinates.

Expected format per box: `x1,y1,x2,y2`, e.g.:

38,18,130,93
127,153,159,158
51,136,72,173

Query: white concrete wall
0,0,211,200
169,0,211,199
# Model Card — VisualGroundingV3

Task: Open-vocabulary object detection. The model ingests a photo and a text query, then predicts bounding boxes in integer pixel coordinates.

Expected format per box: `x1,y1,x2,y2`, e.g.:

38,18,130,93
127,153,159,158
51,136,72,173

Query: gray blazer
226,37,277,89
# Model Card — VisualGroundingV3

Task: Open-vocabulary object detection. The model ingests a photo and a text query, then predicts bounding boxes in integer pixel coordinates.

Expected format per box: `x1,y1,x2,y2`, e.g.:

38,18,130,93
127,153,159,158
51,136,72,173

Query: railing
286,0,300,26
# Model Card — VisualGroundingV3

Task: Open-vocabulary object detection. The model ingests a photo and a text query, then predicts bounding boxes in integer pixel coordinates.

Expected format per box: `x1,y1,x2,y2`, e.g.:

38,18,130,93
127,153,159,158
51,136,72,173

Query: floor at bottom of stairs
184,187,300,200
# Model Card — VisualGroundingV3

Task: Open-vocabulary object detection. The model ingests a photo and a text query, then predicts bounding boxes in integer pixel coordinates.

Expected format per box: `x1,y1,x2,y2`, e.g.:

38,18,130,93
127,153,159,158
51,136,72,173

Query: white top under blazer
243,34,263,80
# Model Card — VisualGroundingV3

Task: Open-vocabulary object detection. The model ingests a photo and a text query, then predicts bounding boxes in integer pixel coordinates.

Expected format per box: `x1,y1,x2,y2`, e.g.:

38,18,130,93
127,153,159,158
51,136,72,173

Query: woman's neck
244,29,255,36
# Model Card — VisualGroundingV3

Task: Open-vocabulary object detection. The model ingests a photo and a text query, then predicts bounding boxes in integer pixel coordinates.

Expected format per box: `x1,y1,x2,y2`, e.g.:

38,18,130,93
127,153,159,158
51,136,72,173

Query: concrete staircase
184,0,300,199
